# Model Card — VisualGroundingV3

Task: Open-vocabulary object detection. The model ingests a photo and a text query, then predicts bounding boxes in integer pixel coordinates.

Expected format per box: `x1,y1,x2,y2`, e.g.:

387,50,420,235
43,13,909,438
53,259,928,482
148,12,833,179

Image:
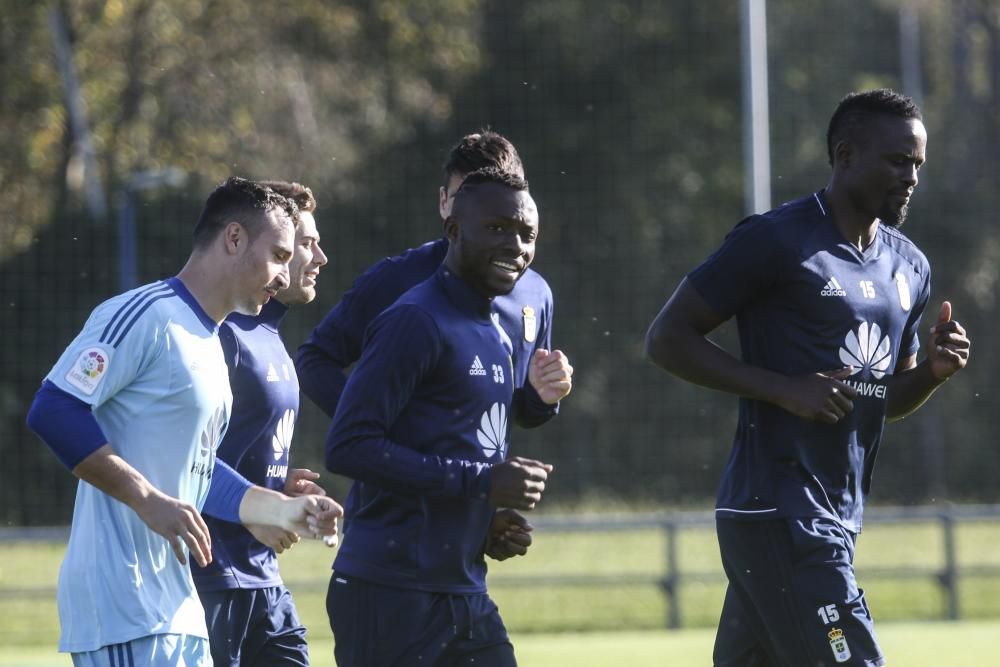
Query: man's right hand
489,456,553,510
133,489,213,567
775,368,857,424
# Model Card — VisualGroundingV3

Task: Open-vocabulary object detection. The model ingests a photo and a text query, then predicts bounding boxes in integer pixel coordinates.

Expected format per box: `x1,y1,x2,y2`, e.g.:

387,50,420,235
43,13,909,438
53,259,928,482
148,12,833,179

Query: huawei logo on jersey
267,409,295,479
192,406,226,477
476,403,508,460
838,322,891,400
839,322,892,379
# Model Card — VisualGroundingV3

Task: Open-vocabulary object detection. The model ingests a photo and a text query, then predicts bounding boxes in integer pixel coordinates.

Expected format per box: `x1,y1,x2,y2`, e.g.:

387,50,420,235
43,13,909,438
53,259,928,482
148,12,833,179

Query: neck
175,254,232,323
823,181,879,252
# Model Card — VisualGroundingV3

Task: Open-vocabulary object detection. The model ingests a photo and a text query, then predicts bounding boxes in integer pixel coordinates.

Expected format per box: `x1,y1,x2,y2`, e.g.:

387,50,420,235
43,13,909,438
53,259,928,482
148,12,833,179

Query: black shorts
713,517,885,667
327,572,516,667
200,585,308,667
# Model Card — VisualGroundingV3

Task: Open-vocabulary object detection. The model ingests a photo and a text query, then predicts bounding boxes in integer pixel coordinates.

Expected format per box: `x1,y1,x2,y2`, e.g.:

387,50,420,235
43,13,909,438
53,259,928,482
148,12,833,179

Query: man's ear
222,222,246,255
439,186,449,221
444,216,460,243
833,140,852,168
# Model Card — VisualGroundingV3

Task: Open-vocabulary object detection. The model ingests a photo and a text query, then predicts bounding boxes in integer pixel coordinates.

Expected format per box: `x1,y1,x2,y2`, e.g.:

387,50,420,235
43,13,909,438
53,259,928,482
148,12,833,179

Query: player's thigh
448,593,516,666
783,518,883,666
449,641,517,667
327,572,431,666
244,585,309,667
200,589,257,666
72,634,211,667
718,518,883,666
712,582,778,667
328,573,489,667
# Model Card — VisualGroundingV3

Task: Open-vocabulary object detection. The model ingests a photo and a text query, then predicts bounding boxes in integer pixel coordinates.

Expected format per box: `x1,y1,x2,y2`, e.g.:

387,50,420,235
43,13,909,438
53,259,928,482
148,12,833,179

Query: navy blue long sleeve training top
191,299,300,591
297,237,555,427
325,266,515,593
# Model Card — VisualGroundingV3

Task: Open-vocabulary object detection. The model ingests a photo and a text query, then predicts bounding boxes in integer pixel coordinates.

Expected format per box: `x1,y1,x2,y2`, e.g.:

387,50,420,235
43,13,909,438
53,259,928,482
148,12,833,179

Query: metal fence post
940,511,960,620
663,520,681,629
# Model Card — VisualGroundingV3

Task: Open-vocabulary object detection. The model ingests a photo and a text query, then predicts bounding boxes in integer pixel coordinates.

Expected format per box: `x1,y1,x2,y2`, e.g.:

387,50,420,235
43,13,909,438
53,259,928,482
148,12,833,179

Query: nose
276,264,290,289
502,230,526,256
314,242,329,267
902,163,918,188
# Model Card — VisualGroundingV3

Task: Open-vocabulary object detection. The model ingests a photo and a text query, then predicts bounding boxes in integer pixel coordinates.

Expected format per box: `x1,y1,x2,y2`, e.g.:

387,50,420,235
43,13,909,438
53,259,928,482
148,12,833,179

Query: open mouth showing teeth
492,260,519,272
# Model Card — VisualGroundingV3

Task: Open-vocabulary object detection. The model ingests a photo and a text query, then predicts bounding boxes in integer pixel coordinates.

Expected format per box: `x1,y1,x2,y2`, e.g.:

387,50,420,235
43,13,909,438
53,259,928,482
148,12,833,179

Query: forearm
295,342,350,418
512,384,557,428
238,486,293,526
326,432,491,500
646,326,787,405
72,444,158,510
886,360,948,421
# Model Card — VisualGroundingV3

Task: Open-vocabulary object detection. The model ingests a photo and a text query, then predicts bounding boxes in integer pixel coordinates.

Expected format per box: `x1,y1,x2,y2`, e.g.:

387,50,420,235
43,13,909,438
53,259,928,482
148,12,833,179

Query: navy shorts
713,517,885,667
200,585,309,667
327,572,516,667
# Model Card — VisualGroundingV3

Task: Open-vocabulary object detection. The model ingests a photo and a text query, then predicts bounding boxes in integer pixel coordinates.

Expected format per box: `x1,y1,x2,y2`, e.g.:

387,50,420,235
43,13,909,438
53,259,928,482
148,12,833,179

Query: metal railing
3,505,1000,630
491,504,1000,629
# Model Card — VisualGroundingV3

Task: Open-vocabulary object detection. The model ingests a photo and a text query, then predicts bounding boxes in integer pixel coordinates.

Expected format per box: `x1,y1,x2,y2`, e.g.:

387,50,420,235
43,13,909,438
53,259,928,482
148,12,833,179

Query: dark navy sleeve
512,286,558,428
325,304,492,499
687,216,788,320
297,260,408,418
202,459,253,523
26,380,109,469
512,383,556,428
901,265,931,359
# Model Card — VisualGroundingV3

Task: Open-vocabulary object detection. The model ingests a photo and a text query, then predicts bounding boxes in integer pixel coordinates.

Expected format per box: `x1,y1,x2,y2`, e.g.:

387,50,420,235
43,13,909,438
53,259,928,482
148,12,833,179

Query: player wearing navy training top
298,131,571,563
297,131,572,427
325,169,554,666
26,178,340,666
192,181,332,666
646,89,970,666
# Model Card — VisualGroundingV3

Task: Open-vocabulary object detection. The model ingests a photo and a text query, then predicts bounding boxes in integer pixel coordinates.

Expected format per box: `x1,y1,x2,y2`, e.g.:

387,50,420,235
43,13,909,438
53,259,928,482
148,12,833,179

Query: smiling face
277,210,328,306
839,115,927,228
232,208,295,315
445,181,538,297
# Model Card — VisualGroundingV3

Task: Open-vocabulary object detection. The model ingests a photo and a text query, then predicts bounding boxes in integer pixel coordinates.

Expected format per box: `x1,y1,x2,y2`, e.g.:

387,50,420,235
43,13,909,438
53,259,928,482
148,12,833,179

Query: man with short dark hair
193,180,331,666
325,168,553,666
27,177,341,666
296,130,572,561
645,89,970,666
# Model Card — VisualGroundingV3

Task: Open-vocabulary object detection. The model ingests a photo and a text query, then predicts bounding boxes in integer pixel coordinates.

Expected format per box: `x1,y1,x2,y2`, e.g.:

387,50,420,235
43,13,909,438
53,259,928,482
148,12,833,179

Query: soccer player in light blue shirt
27,178,341,666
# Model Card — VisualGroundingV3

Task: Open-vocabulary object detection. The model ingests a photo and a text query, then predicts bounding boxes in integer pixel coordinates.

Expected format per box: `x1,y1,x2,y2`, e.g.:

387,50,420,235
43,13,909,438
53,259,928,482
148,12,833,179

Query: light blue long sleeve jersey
42,278,232,653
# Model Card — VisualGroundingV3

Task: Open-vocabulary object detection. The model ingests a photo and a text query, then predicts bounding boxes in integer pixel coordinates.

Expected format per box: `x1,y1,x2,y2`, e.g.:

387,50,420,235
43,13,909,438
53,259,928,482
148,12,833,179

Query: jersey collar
435,265,493,321
167,276,219,334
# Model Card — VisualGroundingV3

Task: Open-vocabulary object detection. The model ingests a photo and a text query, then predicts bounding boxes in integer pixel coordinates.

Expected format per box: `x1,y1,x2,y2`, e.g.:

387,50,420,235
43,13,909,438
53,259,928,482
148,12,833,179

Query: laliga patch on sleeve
64,347,111,395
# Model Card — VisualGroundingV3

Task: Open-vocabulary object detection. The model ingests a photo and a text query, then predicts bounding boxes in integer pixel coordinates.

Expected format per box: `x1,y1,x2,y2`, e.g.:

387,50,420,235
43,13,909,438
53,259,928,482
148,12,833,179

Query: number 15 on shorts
817,603,839,624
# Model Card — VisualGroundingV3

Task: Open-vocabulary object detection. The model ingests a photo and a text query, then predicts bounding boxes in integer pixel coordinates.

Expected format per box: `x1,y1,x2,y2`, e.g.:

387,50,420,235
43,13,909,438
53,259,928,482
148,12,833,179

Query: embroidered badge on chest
894,271,911,312
522,305,537,343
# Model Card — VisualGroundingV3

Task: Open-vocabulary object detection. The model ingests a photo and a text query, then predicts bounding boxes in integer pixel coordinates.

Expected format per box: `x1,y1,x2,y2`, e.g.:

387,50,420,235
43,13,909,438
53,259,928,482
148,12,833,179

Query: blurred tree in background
1,0,997,524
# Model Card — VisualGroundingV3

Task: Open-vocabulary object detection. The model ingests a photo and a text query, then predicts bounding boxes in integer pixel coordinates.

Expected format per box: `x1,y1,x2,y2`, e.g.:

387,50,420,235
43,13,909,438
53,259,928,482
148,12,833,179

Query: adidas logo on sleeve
820,277,847,297
468,356,487,376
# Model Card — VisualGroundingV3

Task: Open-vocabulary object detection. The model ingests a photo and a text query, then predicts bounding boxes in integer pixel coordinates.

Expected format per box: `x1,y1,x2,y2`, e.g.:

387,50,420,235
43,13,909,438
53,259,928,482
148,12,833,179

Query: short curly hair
826,88,922,166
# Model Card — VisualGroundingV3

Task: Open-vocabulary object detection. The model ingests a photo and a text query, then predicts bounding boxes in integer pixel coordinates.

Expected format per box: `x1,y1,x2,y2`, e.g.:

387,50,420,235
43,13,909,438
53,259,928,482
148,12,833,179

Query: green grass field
2,516,999,665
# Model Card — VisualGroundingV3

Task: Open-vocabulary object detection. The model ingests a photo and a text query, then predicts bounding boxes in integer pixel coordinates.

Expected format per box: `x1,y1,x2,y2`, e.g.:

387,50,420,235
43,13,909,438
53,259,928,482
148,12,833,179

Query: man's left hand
528,349,573,405
284,468,326,497
485,509,533,561
927,301,970,380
